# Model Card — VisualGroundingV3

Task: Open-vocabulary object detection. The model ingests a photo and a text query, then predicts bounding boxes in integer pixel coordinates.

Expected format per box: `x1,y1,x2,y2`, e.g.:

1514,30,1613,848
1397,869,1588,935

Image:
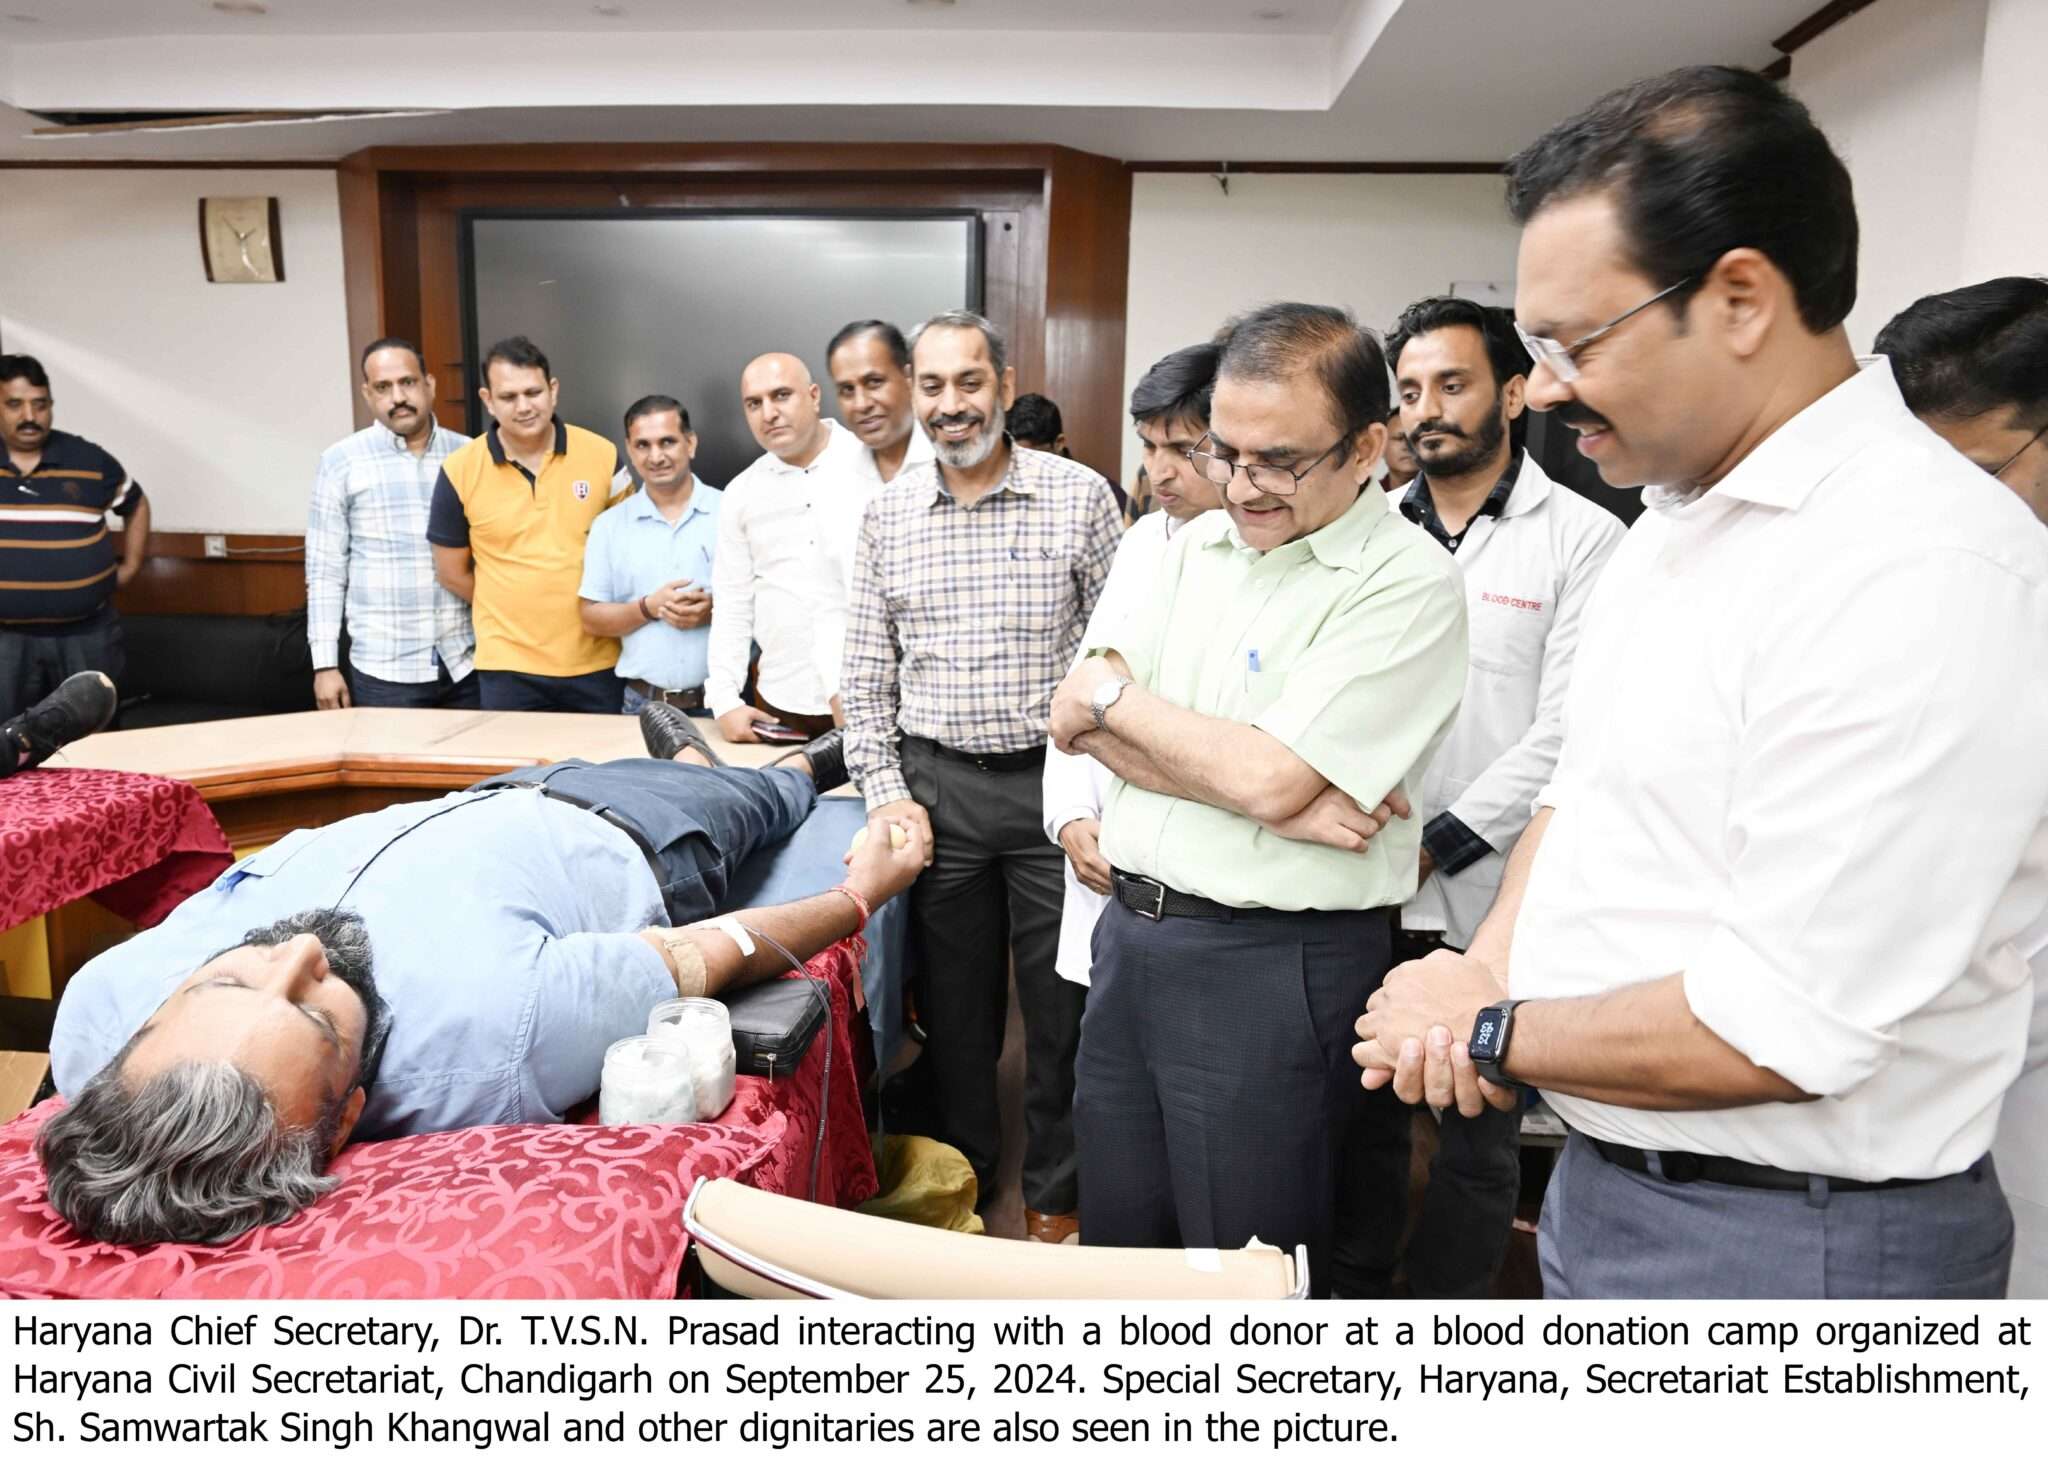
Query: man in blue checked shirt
306,339,477,709
579,394,722,714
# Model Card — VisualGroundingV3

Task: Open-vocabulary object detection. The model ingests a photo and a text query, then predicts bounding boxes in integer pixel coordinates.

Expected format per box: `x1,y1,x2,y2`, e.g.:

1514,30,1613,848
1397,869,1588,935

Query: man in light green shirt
1048,302,1466,1290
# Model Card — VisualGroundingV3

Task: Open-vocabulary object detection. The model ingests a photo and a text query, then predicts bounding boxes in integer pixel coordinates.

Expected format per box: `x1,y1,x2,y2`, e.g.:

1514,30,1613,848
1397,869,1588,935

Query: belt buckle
1657,1150,1703,1184
1128,874,1166,920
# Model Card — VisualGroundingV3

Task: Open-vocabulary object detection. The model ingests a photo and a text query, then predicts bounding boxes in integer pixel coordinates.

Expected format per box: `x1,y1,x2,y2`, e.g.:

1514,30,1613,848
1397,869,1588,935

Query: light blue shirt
50,789,674,1139
579,480,722,691
307,423,475,682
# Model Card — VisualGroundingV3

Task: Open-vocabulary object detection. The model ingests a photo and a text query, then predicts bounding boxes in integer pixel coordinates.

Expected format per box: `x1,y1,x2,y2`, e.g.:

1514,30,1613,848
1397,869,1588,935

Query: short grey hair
910,309,1008,379
37,1037,346,1245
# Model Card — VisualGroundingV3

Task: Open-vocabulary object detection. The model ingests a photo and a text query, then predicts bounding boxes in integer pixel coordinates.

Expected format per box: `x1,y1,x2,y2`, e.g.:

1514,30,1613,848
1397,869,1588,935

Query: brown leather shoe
1025,1208,1080,1244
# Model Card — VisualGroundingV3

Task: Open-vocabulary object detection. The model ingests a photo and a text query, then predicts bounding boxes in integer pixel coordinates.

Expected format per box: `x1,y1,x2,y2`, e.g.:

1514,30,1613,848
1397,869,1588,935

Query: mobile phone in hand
752,721,810,744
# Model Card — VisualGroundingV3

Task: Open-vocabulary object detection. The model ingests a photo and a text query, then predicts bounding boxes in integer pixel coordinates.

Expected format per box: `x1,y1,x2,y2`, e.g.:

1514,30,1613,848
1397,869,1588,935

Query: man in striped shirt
307,338,477,710
843,310,1122,1243
0,354,149,724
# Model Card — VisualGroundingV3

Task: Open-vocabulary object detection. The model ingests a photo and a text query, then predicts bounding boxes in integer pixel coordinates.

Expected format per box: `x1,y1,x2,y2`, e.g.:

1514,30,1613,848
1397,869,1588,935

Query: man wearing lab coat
1336,297,1623,1298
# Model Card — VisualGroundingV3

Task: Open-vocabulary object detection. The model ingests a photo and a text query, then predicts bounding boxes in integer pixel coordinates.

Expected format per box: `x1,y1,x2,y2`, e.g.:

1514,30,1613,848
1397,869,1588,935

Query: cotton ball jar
647,997,737,1119
599,1036,698,1125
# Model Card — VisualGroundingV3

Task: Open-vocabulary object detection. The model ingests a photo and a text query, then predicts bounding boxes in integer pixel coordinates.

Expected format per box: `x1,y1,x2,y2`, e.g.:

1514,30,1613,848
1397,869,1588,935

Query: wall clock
199,196,284,283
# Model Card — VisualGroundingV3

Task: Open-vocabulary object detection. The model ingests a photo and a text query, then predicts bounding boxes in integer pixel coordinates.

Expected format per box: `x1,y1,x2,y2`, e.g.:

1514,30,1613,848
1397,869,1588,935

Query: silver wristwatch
1090,675,1134,733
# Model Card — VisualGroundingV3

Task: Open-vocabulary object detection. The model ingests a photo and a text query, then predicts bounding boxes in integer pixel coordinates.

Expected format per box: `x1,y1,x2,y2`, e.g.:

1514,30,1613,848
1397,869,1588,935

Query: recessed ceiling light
593,2,626,14
211,1,270,15
6,13,43,23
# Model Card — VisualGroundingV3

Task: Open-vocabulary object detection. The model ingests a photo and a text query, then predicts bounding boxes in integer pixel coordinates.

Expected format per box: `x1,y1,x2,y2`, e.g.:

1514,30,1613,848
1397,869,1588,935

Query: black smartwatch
1468,999,1528,1088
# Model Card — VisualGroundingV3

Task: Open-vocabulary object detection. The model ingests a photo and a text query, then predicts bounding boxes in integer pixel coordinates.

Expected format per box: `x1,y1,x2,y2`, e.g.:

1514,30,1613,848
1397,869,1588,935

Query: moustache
1556,408,1613,434
930,412,984,431
1411,422,1464,441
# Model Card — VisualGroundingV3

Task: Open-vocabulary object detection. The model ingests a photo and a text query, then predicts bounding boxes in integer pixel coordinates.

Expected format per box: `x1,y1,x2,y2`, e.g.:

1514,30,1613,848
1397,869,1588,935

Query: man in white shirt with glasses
1355,67,2048,1299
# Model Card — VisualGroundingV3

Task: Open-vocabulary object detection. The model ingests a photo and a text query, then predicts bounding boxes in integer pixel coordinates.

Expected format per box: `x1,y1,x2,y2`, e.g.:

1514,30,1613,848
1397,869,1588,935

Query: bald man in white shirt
1357,69,2048,1299
706,352,869,742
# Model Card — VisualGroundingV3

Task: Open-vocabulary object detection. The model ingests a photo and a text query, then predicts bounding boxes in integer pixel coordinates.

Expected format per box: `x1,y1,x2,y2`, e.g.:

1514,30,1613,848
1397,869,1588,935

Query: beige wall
1120,172,1520,486
1960,0,2048,283
1792,0,1990,349
0,168,355,533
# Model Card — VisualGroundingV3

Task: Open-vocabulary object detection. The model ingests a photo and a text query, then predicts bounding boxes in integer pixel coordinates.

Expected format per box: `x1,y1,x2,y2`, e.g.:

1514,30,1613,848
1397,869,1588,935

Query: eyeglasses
1990,419,2048,481
1514,277,1696,384
1187,433,1349,497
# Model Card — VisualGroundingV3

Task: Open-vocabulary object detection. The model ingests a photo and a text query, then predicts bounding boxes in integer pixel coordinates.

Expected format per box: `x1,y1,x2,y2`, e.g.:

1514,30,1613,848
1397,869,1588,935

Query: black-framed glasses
1514,276,1697,383
1187,433,1349,497
1991,419,2048,481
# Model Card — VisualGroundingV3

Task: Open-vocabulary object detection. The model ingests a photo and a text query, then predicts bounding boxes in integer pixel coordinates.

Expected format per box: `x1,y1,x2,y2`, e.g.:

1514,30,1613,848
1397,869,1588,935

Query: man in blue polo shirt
579,394,722,714
0,354,150,722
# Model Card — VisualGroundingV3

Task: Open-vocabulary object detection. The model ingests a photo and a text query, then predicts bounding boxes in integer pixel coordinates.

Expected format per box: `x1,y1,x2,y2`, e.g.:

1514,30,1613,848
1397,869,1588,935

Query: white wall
0,169,355,533
1792,0,1989,350
1121,172,1520,486
1960,0,2048,282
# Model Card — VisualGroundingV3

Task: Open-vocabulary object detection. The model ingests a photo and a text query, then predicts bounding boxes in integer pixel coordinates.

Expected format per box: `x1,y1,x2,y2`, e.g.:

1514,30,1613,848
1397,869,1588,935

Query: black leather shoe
779,727,847,793
2,670,117,775
638,701,721,766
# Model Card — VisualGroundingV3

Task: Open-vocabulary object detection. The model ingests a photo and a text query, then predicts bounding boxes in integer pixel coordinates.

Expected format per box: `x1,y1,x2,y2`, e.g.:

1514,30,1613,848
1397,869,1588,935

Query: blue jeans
478,667,621,714
467,758,815,925
349,659,480,710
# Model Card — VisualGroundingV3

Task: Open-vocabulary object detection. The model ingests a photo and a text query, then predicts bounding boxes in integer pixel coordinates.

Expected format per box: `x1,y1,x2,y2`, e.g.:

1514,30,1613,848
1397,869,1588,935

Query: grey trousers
1540,1133,2015,1299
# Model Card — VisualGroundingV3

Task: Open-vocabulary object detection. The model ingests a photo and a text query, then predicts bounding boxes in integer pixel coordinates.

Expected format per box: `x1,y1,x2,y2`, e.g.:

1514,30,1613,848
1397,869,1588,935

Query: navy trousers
0,610,123,724
1075,895,1392,1295
478,667,621,714
350,659,480,710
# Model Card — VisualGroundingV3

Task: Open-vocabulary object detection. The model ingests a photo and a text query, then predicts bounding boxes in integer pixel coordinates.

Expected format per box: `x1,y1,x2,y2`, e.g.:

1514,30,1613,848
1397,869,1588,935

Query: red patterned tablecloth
0,938,876,1299
731,935,879,1210
0,767,233,933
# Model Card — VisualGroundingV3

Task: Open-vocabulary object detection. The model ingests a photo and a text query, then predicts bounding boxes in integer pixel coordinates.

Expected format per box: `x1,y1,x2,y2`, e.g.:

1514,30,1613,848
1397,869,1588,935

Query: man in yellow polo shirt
1049,302,1467,1292
428,336,631,712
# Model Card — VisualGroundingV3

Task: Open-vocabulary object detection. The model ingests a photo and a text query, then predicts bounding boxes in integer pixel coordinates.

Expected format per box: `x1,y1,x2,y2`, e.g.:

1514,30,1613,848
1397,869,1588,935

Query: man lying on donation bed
37,709,923,1248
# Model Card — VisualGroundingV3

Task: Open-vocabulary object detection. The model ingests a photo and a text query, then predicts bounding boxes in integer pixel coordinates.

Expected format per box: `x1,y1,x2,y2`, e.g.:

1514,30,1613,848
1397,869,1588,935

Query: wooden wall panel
339,143,1134,480
112,531,305,618
1042,150,1133,479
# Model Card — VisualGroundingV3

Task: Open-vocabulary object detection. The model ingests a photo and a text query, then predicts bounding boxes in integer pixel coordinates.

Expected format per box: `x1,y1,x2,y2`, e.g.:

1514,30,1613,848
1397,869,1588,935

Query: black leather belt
1588,1137,1950,1194
1110,867,1319,922
906,735,1045,773
627,678,705,709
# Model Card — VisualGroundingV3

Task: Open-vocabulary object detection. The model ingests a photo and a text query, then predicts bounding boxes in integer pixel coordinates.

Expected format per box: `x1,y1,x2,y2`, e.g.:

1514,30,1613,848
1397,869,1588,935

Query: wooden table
55,707,804,849
10,709,829,994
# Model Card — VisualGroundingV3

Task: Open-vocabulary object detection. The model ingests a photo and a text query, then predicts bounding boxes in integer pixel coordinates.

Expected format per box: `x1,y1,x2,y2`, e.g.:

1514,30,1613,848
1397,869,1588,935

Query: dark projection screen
465,212,981,487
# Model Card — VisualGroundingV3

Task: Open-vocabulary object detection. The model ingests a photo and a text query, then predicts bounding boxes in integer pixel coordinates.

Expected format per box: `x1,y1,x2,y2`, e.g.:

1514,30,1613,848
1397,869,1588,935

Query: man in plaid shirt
307,339,476,709
842,310,1122,1244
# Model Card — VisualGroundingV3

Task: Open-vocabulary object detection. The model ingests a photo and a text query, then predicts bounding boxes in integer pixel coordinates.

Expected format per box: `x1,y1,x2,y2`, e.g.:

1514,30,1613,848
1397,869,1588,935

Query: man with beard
0,354,149,723
842,309,1122,1243
40,716,916,1247
1335,296,1621,1299
1354,68,2048,1299
811,321,935,726
1048,301,1466,1290
307,338,476,710
707,352,870,742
